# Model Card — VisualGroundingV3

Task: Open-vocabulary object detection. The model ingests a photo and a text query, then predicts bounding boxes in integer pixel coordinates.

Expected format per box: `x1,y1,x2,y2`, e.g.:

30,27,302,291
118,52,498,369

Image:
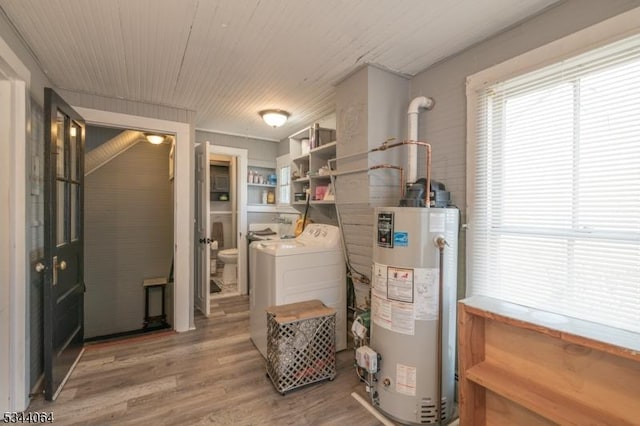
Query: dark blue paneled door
43,88,85,401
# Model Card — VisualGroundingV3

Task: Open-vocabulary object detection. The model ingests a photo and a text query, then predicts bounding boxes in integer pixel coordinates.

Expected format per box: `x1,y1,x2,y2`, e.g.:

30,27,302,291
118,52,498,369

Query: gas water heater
369,206,458,424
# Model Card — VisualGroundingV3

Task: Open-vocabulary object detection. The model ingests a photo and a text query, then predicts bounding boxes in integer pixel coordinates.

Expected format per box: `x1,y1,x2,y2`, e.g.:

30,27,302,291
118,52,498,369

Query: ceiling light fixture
259,109,290,128
146,134,165,145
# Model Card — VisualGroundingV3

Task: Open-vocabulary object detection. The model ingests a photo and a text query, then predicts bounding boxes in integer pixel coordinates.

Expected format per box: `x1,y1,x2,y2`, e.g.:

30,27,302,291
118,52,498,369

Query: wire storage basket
266,300,337,395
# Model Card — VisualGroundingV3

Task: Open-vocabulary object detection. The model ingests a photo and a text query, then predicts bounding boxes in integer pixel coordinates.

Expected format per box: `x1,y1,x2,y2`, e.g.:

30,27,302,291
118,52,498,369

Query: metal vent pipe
407,96,434,184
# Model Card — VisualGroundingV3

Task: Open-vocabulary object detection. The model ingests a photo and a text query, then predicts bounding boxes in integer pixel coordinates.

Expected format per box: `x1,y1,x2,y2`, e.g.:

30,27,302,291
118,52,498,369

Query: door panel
194,141,210,316
43,88,85,401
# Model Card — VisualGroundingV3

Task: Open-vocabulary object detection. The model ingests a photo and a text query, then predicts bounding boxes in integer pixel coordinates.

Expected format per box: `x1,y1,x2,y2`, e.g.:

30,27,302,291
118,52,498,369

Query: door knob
52,257,67,286
35,262,45,272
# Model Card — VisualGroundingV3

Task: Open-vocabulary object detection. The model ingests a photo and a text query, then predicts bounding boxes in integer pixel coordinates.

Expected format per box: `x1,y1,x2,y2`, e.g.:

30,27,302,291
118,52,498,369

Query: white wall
0,79,12,412
409,0,640,297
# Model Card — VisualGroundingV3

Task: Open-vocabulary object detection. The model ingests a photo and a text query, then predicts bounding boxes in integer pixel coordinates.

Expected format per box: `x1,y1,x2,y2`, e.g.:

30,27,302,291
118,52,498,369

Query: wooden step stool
142,277,169,329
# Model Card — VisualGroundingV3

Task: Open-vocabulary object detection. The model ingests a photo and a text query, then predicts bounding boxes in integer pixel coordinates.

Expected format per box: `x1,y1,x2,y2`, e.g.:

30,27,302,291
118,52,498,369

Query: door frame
208,144,249,295
0,36,30,412
74,107,194,332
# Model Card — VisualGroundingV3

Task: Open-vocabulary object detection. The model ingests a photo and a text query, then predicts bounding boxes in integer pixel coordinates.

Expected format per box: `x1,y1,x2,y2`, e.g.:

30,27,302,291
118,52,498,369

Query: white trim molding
0,35,30,412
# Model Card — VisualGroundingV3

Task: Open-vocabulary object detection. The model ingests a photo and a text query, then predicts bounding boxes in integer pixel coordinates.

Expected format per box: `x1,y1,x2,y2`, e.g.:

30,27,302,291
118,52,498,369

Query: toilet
218,248,238,284
209,240,219,274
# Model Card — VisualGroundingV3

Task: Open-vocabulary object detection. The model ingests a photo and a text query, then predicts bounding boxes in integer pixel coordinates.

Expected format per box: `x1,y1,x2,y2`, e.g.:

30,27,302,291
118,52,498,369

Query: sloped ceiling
85,130,146,175
0,0,559,140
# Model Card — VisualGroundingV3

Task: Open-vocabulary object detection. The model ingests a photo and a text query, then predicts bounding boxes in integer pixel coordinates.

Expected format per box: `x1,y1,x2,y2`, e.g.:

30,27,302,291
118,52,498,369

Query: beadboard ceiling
0,0,558,140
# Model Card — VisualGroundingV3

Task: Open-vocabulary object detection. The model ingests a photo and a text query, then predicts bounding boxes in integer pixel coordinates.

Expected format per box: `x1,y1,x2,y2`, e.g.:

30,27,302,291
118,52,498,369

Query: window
468,34,640,333
276,154,291,205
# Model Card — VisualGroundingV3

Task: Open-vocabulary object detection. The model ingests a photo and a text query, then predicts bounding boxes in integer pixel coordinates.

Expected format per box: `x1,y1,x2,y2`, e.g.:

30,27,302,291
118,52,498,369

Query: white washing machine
249,223,346,358
247,224,281,295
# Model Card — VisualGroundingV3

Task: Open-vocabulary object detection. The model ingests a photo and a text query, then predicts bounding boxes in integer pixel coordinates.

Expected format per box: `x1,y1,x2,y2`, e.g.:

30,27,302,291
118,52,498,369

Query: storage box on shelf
458,296,640,425
289,125,336,206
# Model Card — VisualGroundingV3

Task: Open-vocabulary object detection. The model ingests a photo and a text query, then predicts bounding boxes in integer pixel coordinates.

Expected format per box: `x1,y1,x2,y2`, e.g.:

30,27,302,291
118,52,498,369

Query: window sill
461,295,640,354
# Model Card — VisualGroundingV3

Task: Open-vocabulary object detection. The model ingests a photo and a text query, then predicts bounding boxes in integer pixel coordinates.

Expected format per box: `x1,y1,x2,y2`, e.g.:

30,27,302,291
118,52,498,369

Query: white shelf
311,141,337,154
292,154,310,163
288,125,337,213
247,183,276,188
291,200,334,206
247,163,277,205
248,204,278,213
210,211,233,215
289,126,312,140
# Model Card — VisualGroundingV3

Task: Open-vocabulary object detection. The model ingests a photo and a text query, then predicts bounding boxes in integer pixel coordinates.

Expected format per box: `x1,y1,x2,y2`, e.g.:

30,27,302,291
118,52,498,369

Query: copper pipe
327,138,397,170
371,140,431,207
436,238,446,424
329,138,432,207
369,164,405,198
329,164,404,198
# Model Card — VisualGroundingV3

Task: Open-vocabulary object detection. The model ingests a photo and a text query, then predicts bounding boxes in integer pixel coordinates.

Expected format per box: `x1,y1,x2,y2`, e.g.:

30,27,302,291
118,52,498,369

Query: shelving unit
247,161,277,208
210,163,230,201
458,296,640,425
289,126,336,206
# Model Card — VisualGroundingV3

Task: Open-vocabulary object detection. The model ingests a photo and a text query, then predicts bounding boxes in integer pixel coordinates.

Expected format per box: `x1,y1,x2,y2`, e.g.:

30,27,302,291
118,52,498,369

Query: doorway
74,107,193,332
208,153,238,297
195,142,248,315
83,125,174,340
209,145,248,301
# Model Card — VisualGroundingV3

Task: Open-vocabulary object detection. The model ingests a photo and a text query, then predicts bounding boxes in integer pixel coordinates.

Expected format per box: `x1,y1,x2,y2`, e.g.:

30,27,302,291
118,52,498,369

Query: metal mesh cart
266,300,337,395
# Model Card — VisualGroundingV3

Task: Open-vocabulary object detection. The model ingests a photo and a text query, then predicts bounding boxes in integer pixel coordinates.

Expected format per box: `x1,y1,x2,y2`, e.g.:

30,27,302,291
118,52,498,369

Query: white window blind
468,34,640,333
276,154,291,205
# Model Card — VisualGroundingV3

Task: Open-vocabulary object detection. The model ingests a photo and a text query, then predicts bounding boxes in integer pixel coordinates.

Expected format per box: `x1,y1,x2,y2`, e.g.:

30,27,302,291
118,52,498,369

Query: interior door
194,141,211,316
43,88,85,401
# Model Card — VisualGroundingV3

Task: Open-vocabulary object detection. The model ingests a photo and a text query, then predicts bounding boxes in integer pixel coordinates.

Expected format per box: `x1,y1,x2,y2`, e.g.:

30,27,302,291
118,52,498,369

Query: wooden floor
28,296,382,425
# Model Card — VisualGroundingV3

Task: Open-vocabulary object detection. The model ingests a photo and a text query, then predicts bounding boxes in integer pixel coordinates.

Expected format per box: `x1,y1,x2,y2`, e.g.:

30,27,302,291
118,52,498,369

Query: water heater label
396,363,417,396
376,212,394,248
429,212,446,232
414,268,439,321
372,263,388,299
393,231,408,247
387,267,414,303
372,295,415,335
